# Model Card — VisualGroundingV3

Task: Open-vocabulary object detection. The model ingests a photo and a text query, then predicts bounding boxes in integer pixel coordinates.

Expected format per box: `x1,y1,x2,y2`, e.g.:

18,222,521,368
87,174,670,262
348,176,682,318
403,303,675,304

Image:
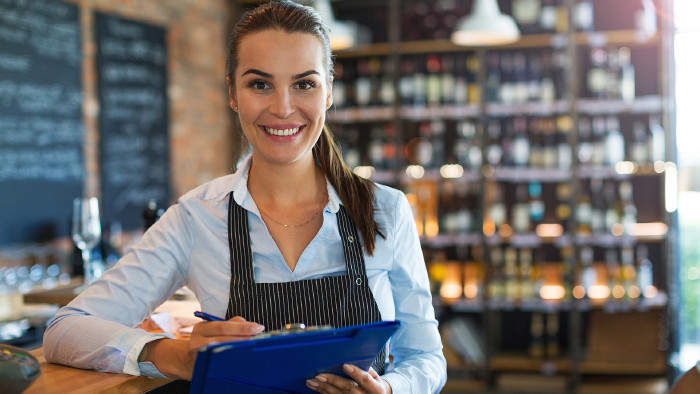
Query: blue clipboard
189,320,400,394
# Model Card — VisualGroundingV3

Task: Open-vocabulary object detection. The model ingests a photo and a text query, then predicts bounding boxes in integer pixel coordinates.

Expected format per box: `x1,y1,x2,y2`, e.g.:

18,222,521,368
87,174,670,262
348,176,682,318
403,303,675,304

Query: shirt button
356,278,362,285
347,235,354,243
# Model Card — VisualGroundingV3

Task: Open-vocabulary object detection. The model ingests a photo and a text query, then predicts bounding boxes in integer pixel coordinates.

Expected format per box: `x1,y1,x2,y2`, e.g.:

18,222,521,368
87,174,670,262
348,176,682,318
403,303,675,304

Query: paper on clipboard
189,320,400,394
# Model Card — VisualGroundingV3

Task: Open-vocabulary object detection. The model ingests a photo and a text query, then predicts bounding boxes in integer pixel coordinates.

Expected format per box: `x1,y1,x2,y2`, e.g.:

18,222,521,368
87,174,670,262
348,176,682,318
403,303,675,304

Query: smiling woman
42,2,446,393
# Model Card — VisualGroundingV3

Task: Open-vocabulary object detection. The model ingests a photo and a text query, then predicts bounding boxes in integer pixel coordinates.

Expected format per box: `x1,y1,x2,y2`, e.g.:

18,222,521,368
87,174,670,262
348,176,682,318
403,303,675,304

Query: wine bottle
355,59,372,107
605,116,625,165
426,54,442,106
528,181,545,227
512,116,530,167
379,57,395,106
454,54,468,105
649,115,666,164
591,116,607,166
603,181,620,233
513,52,530,104
574,0,595,32
466,54,481,104
489,246,506,299
576,181,593,234
513,184,531,234
441,55,456,105
631,121,649,164
485,53,501,103
619,181,637,235
399,57,415,106
504,247,520,300
581,246,597,297
636,244,654,298
486,121,504,166
619,47,636,103
499,52,515,105
368,57,382,106
590,179,605,234
605,46,621,100
530,312,545,358
539,0,557,33
546,312,560,358
587,47,608,99
413,56,427,106
577,116,594,165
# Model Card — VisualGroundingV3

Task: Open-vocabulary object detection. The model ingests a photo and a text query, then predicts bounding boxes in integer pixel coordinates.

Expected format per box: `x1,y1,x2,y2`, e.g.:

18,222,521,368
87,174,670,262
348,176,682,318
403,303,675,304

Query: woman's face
229,30,332,167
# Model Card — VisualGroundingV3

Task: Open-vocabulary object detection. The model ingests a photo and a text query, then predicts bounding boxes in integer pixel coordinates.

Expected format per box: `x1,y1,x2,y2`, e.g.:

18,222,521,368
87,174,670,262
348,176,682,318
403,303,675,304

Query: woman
43,1,446,393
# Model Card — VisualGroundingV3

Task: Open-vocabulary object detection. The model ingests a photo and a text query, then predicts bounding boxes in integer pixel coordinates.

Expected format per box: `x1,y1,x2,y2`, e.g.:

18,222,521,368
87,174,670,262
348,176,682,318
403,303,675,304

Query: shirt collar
231,153,342,214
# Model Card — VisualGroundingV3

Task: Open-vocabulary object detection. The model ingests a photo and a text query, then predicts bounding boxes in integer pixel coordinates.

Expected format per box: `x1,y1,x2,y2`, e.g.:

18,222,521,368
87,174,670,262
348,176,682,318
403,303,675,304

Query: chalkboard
0,0,83,246
96,13,170,231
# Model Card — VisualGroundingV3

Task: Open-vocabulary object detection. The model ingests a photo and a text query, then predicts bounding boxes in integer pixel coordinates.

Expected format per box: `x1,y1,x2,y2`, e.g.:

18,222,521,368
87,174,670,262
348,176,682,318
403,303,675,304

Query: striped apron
224,193,387,374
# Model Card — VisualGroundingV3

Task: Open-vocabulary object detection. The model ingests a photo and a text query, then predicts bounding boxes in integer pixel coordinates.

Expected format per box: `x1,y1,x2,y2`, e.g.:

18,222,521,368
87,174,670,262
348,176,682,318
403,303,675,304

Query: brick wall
65,0,236,201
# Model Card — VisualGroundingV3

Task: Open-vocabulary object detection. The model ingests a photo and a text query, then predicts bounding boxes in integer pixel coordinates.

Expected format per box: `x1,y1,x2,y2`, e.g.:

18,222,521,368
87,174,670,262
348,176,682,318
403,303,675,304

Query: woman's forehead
236,30,328,76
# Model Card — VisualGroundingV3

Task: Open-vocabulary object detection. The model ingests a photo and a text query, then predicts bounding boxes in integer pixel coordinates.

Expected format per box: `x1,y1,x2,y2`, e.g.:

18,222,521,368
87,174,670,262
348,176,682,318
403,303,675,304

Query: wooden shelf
334,30,661,58
578,376,667,394
489,354,572,373
327,96,664,123
579,359,667,375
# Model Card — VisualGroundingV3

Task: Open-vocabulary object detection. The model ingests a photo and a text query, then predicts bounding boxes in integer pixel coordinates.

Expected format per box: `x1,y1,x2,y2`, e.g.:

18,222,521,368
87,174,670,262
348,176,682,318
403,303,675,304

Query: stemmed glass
72,197,101,292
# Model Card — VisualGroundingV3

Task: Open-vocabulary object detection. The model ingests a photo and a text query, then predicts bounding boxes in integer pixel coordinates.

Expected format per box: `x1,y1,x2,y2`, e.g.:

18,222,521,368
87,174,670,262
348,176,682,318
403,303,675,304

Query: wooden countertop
23,278,82,307
25,347,173,394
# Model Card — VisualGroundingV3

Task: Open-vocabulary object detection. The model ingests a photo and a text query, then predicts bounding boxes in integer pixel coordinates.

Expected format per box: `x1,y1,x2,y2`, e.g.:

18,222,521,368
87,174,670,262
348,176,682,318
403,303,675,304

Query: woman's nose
269,90,295,118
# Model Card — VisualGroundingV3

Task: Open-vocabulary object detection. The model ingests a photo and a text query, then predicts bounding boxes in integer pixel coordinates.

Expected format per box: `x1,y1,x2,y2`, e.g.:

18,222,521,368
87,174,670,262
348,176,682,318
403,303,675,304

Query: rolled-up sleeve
382,192,447,393
43,204,193,376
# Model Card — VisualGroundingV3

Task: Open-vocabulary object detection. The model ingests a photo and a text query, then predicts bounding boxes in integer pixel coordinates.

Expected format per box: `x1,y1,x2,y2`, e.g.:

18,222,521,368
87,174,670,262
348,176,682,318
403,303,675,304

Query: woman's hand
140,316,265,380
188,316,265,351
306,364,392,394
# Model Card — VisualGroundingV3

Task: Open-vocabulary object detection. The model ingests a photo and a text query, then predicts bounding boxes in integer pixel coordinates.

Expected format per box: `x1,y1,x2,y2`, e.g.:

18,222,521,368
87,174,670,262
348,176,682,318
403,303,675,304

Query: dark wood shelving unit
233,1,676,392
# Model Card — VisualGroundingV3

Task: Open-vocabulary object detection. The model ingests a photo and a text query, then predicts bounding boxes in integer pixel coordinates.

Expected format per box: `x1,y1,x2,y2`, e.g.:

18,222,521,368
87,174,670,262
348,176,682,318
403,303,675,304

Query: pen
194,311,226,322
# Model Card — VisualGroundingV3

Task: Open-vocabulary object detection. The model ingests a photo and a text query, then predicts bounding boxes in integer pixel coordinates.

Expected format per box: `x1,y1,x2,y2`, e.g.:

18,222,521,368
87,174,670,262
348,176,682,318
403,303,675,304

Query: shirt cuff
382,371,410,394
138,361,169,378
123,332,174,376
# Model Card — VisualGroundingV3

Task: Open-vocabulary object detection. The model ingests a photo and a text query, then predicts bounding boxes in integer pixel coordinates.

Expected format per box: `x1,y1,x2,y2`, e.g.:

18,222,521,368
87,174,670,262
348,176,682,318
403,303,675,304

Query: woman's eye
295,80,316,90
248,80,269,90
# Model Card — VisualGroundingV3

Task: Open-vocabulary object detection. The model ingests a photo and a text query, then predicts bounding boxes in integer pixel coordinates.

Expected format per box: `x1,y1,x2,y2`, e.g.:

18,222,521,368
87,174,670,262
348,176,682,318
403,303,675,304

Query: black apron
224,192,387,374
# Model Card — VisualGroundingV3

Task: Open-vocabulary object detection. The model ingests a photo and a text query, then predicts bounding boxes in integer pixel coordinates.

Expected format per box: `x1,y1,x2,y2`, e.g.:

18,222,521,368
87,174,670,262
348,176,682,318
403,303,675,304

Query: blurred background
0,0,698,392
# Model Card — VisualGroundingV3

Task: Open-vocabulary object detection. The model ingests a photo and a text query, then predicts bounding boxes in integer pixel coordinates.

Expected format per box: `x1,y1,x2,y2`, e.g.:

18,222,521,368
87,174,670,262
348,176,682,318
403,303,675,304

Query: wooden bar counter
25,347,173,394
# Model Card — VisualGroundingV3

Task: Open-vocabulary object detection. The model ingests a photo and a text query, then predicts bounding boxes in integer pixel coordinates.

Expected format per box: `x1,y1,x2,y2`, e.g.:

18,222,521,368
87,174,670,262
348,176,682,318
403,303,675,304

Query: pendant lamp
451,0,521,46
313,0,357,50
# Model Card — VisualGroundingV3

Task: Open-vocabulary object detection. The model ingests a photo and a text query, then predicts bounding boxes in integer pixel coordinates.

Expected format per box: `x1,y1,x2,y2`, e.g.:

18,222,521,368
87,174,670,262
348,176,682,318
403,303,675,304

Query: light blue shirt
43,154,446,393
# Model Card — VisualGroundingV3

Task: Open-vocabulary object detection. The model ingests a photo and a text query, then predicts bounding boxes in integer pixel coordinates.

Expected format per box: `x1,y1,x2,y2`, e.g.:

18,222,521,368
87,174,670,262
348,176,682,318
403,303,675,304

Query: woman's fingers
194,319,265,337
306,364,387,393
188,316,264,350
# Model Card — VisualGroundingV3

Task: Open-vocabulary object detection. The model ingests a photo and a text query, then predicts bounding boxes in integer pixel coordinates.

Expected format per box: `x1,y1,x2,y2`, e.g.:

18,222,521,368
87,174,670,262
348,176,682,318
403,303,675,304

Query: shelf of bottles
325,0,671,379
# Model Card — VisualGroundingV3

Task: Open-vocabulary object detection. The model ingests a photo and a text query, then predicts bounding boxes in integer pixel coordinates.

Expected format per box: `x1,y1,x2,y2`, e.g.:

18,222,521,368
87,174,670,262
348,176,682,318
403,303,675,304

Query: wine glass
72,197,101,292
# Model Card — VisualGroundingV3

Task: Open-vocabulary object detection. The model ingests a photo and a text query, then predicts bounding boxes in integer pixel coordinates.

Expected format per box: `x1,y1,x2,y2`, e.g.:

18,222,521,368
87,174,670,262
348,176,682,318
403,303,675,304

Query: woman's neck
247,154,326,208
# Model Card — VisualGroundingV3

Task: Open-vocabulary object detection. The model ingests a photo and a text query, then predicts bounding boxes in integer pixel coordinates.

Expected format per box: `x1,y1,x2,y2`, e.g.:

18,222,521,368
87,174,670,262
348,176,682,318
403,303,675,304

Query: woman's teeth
265,127,300,136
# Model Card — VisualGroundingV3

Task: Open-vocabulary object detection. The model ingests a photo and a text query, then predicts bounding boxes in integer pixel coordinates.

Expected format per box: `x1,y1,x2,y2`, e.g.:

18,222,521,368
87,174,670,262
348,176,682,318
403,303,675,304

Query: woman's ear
326,77,334,109
226,77,237,111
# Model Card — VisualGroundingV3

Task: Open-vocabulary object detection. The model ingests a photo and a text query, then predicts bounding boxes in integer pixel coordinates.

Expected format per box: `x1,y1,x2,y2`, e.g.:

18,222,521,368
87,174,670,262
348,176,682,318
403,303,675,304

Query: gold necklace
257,192,327,229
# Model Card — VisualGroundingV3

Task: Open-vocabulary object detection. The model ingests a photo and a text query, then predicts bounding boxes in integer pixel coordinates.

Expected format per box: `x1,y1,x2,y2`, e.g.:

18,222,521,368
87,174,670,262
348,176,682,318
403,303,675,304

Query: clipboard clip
253,323,334,339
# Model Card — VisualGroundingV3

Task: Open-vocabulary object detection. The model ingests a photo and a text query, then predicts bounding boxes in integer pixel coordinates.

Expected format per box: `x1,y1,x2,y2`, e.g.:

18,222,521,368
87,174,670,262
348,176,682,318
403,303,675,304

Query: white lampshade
451,0,521,46
313,0,356,50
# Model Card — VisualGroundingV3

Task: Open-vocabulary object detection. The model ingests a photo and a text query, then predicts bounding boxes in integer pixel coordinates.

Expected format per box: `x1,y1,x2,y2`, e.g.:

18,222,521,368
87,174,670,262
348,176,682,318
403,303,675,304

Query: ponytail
313,124,384,255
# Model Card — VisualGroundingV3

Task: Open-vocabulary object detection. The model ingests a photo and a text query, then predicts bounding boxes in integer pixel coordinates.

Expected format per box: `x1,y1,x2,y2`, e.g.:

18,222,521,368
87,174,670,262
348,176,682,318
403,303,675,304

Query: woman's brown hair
226,0,384,255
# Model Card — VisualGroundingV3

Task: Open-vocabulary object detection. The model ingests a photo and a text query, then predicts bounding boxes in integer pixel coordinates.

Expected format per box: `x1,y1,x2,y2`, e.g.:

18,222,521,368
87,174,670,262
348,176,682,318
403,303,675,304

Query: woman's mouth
264,126,302,136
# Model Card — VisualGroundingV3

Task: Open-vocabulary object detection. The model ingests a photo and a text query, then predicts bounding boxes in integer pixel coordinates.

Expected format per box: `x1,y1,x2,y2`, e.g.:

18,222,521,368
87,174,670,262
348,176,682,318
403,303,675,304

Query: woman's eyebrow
292,70,319,80
241,68,273,79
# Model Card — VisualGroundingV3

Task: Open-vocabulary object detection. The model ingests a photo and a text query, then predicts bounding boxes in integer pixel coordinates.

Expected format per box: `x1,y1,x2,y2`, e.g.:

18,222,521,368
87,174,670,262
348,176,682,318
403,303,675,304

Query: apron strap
227,191,254,284
336,205,368,278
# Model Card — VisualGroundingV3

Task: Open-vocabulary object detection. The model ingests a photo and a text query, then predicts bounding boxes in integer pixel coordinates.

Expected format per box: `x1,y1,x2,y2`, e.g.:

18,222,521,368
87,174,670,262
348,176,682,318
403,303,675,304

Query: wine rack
232,0,675,392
